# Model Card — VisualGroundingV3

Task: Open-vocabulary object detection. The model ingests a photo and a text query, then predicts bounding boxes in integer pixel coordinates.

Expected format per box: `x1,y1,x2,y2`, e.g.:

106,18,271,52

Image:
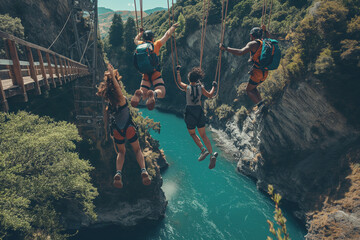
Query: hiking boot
198,149,209,161
141,170,151,186
131,89,143,108
113,173,123,189
209,152,218,169
146,90,156,110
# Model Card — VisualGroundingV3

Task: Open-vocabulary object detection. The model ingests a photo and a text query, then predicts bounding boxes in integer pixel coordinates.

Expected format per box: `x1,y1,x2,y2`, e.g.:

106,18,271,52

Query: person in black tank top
96,64,151,188
176,66,218,169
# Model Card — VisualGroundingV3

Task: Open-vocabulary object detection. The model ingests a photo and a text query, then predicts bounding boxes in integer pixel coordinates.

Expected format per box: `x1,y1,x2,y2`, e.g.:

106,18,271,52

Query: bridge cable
48,11,72,50
79,30,92,63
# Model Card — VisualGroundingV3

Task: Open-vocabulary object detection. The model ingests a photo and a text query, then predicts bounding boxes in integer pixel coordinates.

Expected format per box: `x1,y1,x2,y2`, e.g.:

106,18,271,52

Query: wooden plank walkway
0,30,90,112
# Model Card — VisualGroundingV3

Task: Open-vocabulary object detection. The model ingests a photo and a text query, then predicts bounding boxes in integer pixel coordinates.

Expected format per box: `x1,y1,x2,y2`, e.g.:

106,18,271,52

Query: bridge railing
0,30,90,112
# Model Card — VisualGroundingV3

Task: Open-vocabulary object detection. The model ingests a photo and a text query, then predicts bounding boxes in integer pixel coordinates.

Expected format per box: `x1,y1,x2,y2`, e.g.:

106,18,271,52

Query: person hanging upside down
131,23,179,110
176,66,218,169
220,25,270,106
97,63,151,188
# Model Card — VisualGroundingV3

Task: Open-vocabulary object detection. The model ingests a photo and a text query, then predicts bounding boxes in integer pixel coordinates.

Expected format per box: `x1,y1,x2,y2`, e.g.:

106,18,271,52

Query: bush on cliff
0,112,98,239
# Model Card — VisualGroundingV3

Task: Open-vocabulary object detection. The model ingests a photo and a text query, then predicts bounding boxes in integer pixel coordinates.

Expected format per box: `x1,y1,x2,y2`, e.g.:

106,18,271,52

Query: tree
122,16,142,92
124,17,137,56
0,112,98,239
109,13,124,49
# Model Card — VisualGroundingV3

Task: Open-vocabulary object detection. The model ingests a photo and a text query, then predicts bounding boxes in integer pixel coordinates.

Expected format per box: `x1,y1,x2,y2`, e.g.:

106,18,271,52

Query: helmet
143,30,155,41
250,27,262,39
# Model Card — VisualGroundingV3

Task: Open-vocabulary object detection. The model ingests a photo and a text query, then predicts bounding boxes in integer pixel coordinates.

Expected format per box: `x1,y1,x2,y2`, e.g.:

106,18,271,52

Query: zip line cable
48,11,72,49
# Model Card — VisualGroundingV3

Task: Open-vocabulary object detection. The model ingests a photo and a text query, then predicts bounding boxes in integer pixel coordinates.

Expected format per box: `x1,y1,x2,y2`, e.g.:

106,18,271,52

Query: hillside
145,7,166,15
98,10,148,38
98,6,114,15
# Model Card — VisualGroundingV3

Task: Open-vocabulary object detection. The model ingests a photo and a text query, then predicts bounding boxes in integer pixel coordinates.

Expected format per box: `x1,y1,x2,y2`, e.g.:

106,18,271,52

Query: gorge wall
151,1,360,239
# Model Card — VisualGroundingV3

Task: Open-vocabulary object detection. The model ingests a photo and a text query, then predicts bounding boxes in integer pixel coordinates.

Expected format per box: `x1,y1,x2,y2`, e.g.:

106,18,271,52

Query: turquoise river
78,108,306,240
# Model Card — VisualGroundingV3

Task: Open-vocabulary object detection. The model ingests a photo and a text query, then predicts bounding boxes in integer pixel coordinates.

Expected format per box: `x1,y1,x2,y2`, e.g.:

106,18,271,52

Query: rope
48,11,72,49
213,0,228,99
172,0,179,67
79,30,92,62
200,0,210,69
140,0,144,29
267,0,274,31
167,0,184,92
134,0,139,31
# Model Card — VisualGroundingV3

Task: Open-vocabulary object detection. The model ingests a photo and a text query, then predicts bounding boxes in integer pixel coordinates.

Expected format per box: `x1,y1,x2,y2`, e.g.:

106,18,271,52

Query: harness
108,101,135,137
250,39,263,69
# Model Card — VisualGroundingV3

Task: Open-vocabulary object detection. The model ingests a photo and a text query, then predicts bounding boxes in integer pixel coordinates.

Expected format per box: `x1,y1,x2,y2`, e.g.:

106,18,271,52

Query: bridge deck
1,73,77,98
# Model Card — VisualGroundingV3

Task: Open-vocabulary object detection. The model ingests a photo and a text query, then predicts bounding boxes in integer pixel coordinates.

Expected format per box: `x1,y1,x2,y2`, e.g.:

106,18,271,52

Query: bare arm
220,41,258,56
134,29,144,45
201,84,216,98
160,23,179,45
176,67,187,90
107,64,126,106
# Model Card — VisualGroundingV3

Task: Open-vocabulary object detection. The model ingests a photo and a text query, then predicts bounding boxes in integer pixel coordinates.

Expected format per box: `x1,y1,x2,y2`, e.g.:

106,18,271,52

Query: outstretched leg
152,78,166,99
131,80,151,108
188,128,203,150
246,83,261,104
114,143,125,188
197,127,212,154
198,127,217,169
129,129,151,186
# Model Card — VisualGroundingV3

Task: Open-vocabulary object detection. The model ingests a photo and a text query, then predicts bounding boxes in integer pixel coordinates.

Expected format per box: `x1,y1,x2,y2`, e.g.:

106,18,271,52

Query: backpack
133,42,160,74
258,38,281,70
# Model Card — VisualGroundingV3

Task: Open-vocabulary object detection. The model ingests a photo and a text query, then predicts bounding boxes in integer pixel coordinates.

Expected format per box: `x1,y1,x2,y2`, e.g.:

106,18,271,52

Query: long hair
96,70,122,105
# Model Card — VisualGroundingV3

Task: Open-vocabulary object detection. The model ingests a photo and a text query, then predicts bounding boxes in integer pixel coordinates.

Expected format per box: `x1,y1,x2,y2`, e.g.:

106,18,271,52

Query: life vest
133,41,160,74
251,38,281,71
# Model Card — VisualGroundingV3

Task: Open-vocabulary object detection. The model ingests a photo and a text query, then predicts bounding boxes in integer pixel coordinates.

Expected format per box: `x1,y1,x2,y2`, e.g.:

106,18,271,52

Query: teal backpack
133,42,160,74
258,38,281,70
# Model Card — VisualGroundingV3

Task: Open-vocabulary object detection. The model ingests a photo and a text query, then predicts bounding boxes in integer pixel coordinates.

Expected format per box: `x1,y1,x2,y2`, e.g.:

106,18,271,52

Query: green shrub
215,104,234,121
267,185,290,240
0,112,98,239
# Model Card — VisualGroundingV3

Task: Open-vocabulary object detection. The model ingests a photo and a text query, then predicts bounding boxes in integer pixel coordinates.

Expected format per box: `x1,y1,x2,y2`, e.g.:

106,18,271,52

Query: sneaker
113,173,123,189
198,149,209,161
146,90,156,110
209,152,218,169
141,171,151,186
131,89,143,108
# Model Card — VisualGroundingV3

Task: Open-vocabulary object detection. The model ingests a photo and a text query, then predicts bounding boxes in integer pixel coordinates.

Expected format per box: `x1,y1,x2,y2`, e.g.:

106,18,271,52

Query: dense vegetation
0,112,98,239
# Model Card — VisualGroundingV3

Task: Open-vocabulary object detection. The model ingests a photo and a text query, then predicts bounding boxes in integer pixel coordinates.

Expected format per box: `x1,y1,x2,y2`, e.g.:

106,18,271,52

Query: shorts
248,68,268,86
111,123,138,145
142,71,162,82
184,105,206,130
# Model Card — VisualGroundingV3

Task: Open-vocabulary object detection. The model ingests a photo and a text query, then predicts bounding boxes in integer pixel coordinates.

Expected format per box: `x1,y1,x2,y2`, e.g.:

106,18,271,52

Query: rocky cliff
153,3,360,239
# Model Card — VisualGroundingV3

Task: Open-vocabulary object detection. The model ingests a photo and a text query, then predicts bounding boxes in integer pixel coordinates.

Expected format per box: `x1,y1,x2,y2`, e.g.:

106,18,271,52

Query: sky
98,0,175,11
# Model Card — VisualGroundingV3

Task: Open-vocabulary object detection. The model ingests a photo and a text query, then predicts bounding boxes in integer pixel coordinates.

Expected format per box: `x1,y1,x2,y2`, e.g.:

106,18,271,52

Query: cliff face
1,0,168,231
162,18,360,240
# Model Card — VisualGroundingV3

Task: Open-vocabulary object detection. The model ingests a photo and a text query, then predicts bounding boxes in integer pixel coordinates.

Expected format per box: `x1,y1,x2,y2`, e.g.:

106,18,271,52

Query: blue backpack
258,38,281,70
133,42,160,74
